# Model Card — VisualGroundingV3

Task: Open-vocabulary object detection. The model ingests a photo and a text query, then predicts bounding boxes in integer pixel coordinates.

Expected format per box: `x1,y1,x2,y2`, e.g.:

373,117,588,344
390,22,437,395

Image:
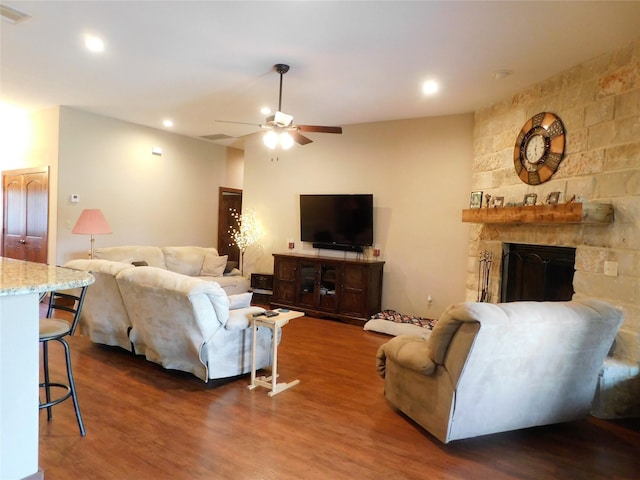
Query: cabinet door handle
19,239,26,244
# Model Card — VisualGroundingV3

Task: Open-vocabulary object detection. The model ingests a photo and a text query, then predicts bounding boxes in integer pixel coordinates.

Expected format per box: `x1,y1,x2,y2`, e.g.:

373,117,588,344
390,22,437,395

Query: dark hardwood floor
39,314,640,479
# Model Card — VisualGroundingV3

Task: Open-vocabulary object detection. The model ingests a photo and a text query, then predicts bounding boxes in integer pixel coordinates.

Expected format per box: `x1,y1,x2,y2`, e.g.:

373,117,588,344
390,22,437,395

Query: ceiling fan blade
291,130,313,145
297,125,343,134
216,120,261,127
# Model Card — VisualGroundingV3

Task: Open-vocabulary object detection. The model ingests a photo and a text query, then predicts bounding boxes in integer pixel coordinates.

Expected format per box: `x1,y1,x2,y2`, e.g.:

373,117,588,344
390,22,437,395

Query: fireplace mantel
461,202,613,225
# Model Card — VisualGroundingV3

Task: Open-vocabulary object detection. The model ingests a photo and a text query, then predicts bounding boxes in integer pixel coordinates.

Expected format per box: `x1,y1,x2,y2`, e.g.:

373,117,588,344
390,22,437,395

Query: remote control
264,310,279,317
252,312,265,317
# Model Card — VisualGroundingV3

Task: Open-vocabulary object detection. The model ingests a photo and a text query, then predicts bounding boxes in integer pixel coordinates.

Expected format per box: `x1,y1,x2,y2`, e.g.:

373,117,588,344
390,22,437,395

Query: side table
248,309,304,396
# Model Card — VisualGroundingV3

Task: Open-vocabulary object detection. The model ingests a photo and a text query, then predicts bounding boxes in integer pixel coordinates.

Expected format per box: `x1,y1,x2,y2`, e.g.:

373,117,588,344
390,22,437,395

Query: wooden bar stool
39,286,88,436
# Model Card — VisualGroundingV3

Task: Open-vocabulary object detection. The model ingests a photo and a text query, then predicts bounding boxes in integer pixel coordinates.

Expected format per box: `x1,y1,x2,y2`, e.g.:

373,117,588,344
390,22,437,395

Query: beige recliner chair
376,298,622,443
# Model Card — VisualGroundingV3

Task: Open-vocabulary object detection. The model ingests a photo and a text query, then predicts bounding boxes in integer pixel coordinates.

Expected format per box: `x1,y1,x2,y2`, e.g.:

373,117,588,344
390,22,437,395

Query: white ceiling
2,1,640,147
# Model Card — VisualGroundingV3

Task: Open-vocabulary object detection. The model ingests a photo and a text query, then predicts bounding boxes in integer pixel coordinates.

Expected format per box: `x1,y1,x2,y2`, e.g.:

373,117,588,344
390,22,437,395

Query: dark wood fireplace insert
501,244,576,302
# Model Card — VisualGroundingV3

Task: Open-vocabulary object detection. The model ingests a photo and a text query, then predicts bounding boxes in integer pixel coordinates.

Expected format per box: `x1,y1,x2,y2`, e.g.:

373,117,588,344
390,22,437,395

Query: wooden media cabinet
271,253,384,326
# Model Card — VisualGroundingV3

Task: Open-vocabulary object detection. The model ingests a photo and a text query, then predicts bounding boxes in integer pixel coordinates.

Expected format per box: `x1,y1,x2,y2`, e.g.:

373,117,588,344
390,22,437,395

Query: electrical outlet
604,261,618,277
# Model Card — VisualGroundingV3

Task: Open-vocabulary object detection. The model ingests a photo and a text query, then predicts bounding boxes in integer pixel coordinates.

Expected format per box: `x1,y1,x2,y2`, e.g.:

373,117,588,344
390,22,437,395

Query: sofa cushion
95,246,167,269
201,253,228,277
198,274,250,296
162,246,218,276
64,258,135,275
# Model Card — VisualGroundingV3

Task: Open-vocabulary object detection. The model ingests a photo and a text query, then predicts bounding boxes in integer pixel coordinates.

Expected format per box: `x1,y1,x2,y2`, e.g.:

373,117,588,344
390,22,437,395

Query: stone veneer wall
467,38,640,417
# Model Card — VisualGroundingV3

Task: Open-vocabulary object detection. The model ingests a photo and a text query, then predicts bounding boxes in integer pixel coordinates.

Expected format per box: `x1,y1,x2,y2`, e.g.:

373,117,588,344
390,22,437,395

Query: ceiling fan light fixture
263,130,294,150
219,63,342,150
263,130,278,149
280,132,294,150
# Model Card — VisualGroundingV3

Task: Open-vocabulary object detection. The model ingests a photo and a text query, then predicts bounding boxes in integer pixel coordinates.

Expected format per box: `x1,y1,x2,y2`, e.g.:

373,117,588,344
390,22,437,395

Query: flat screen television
300,194,374,252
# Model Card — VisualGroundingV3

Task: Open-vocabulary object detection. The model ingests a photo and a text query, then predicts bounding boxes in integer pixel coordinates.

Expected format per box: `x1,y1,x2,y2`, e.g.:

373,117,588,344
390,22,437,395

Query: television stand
271,253,384,326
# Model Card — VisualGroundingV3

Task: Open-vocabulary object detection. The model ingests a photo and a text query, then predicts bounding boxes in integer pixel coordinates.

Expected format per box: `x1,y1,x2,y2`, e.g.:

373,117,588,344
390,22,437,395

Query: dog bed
363,310,437,338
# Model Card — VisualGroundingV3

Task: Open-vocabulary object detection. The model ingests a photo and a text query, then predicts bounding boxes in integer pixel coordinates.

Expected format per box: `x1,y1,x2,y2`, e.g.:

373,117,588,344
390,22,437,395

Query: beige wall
1,106,61,263
3,105,473,318
242,114,474,318
225,146,245,189
56,107,230,263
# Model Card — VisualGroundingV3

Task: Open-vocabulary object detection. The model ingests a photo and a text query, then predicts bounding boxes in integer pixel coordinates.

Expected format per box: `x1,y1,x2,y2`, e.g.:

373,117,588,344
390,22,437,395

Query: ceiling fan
218,63,342,149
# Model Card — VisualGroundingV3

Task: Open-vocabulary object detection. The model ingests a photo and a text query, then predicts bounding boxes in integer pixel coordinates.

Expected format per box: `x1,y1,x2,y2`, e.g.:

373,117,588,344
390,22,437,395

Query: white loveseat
376,298,622,443
93,245,249,295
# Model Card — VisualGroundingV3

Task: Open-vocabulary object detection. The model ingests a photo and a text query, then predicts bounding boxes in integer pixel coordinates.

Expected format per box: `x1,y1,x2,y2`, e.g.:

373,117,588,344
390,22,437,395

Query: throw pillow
228,292,253,310
200,254,228,277
163,246,218,276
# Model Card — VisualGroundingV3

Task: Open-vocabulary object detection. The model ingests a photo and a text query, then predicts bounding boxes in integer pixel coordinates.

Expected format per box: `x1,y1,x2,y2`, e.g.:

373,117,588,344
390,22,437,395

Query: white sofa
116,266,273,381
64,251,275,382
376,298,622,443
93,245,250,295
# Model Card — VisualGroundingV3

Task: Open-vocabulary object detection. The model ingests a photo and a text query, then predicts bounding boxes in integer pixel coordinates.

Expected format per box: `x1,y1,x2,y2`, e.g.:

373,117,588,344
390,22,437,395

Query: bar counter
0,257,94,480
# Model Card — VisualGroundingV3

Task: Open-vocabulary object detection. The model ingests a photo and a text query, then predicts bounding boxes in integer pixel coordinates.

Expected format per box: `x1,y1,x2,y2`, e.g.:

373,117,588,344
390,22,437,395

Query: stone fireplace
465,38,640,418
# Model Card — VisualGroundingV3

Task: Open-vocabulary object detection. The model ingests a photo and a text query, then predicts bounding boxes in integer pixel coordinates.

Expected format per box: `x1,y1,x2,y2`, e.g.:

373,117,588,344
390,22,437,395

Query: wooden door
217,187,242,263
2,167,49,263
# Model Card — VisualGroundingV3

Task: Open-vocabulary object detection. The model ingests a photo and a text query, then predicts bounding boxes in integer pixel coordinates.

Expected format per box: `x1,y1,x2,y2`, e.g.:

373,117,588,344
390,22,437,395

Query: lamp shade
72,209,112,235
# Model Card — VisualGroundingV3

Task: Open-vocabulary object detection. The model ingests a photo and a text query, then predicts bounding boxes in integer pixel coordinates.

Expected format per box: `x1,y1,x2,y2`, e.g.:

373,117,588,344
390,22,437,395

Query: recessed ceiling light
84,35,105,53
260,107,271,115
422,80,439,95
163,119,174,128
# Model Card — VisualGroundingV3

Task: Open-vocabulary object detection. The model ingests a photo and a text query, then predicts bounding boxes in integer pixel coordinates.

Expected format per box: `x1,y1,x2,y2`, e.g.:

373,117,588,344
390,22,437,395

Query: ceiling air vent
200,134,234,141
1,4,31,24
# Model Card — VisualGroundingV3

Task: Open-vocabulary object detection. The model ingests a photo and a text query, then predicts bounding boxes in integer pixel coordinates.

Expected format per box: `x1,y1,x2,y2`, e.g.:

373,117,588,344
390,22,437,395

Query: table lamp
72,209,112,258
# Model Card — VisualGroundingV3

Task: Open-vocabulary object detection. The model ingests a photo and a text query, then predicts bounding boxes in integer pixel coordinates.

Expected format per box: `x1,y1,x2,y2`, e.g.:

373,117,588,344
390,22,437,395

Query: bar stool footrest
39,382,72,409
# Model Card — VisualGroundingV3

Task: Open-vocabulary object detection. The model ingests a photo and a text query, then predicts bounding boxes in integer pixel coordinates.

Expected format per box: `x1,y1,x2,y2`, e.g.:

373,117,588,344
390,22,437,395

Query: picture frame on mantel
492,196,504,207
470,191,483,209
524,193,538,206
547,191,561,204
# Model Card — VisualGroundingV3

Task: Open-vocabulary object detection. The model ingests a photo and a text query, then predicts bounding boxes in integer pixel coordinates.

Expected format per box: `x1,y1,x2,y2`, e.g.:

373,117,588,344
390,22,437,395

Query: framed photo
547,191,561,204
524,193,538,206
492,196,504,207
470,191,483,209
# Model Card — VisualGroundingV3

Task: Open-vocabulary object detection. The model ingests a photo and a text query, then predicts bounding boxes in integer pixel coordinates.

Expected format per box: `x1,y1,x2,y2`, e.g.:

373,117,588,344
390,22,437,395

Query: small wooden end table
248,309,304,396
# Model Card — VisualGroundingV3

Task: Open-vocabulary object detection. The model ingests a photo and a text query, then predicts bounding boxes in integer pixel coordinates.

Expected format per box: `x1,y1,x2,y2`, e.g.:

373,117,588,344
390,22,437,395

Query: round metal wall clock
513,112,565,185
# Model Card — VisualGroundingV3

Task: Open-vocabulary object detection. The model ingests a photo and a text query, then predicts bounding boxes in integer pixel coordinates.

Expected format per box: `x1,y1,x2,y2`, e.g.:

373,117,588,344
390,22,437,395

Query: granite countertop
0,257,94,296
